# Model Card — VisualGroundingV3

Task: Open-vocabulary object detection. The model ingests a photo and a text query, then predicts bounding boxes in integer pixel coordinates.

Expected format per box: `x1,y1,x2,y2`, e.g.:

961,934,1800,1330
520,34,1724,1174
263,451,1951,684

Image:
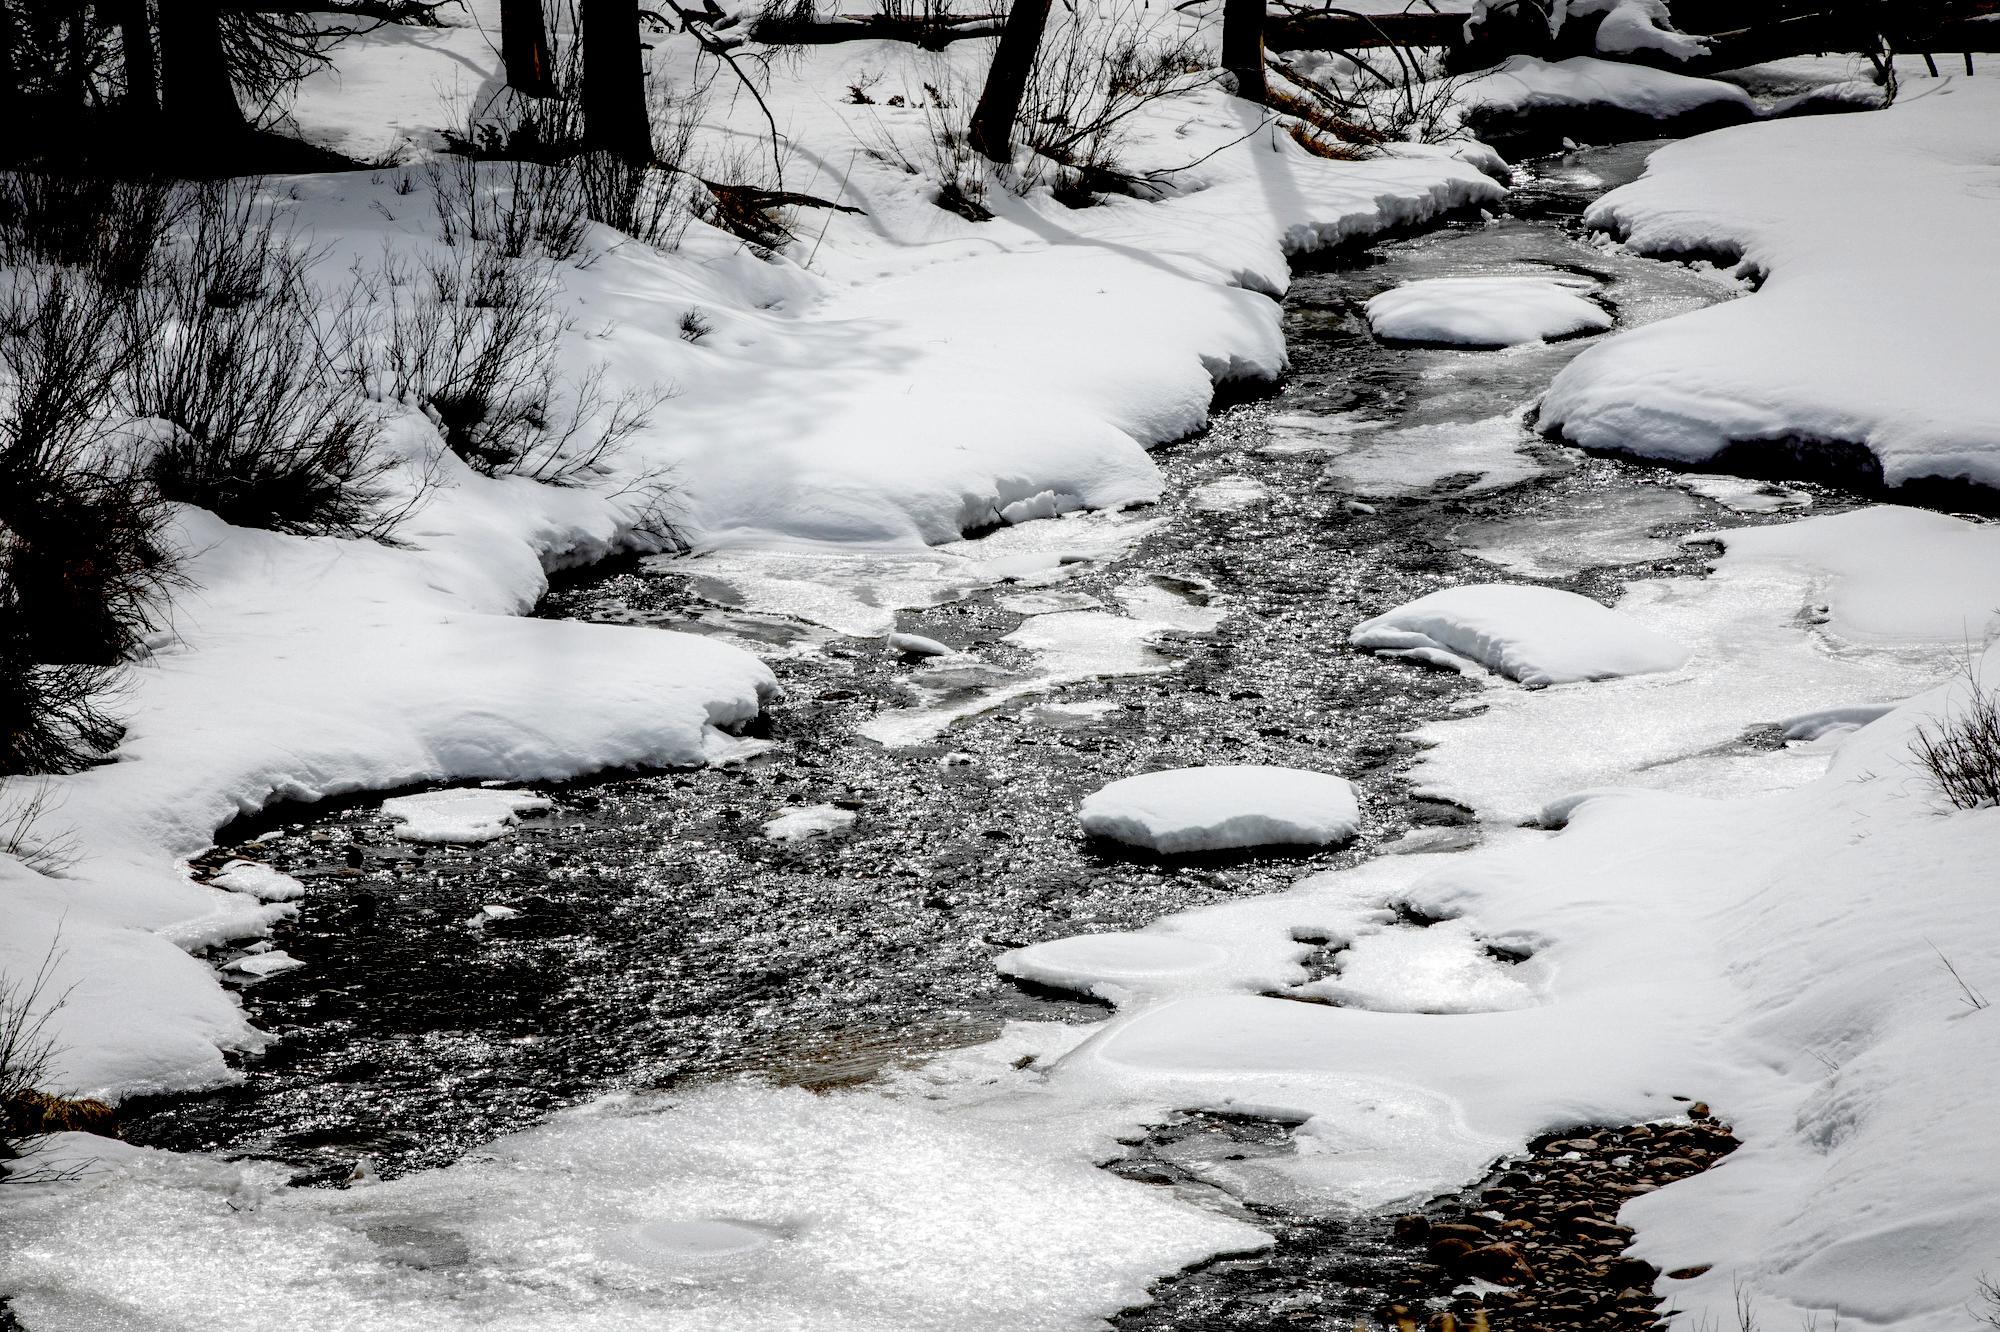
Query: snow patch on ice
382,788,554,844
761,804,857,842
1079,766,1362,853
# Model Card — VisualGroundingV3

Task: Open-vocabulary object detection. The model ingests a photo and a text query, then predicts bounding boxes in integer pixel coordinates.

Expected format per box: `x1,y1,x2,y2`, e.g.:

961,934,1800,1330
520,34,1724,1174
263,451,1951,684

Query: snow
1351,583,1692,687
1366,274,1612,348
1278,412,1550,497
382,787,555,844
1077,765,1362,853
761,804,857,841
1541,63,2000,494
1187,475,1270,513
886,632,953,657
1303,918,1544,1014
1456,56,1756,126
208,861,305,903
1559,0,1709,62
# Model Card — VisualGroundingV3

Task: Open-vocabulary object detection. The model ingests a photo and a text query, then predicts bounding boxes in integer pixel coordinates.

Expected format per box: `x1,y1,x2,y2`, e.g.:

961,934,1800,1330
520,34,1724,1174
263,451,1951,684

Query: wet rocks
1379,1114,1740,1330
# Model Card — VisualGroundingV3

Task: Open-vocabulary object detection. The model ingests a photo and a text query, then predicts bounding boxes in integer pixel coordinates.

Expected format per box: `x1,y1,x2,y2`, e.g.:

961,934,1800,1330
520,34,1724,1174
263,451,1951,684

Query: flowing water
96,139,1851,1327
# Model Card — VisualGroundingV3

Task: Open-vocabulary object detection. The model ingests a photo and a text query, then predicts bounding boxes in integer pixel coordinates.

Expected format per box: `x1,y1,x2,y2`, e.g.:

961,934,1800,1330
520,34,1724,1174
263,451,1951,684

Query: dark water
121,141,1828,1267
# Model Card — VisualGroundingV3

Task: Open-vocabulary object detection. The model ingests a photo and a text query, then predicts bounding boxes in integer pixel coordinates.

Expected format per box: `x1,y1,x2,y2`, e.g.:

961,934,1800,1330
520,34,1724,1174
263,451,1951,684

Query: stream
110,137,1848,1326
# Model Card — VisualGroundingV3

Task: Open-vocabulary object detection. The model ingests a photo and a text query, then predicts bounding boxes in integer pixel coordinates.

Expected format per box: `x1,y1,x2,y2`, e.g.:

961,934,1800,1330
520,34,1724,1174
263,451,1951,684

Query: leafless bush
0,780,76,876
427,154,591,263
1013,2,1214,201
1911,670,2000,811
864,77,992,218
123,182,395,539
1276,46,1468,145
0,268,173,776
0,943,90,1177
349,247,672,494
0,172,185,289
440,77,713,256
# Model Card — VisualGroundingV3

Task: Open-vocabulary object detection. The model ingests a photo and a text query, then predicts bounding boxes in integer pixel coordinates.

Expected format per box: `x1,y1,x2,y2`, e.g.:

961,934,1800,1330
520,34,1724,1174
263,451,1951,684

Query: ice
0,1076,1261,1332
886,632,953,658
209,861,305,903
1078,766,1362,853
761,804,857,841
1317,414,1550,497
1365,275,1612,348
858,612,1176,748
382,788,555,844
1458,485,1701,576
1352,584,1692,688
1301,919,1542,1014
997,591,1102,616
1189,475,1271,512
1677,474,1812,514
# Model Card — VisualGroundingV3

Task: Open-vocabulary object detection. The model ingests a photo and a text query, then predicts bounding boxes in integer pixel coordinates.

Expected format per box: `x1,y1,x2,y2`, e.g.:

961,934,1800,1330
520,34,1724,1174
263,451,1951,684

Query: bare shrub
1013,2,1214,201
1911,670,2000,811
1273,47,1469,145
0,944,93,1177
440,67,710,255
0,172,184,289
122,182,394,539
350,247,672,494
426,154,590,262
0,268,173,775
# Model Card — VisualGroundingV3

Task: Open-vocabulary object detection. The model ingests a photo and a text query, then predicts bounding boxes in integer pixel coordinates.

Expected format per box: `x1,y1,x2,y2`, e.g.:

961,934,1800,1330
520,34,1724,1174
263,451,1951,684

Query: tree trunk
500,0,554,97
113,0,159,112
967,0,1050,164
581,0,649,162
157,0,246,140
1220,0,1265,104
65,1,94,111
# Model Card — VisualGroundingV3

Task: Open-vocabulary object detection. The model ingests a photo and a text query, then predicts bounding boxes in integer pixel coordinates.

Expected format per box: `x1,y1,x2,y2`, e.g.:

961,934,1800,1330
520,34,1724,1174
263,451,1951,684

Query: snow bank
1365,274,1612,347
1077,765,1361,853
382,787,554,843
1542,63,2000,495
1457,56,1755,133
1351,583,1691,687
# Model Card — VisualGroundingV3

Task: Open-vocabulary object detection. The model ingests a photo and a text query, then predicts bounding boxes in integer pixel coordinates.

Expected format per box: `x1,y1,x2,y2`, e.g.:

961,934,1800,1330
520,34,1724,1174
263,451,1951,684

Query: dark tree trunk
65,1,93,110
581,0,649,162
967,0,1050,164
112,0,159,112
157,0,246,140
500,0,554,97
1220,0,1265,104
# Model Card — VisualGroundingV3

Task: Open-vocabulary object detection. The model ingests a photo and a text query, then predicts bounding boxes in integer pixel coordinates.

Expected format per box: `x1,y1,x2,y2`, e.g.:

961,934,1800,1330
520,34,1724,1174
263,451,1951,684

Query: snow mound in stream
383,788,553,843
1366,275,1612,348
1352,583,1690,687
1079,766,1361,853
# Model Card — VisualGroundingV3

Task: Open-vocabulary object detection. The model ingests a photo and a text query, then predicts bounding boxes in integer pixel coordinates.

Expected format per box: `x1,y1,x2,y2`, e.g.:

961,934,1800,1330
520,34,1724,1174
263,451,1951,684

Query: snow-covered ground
1542,60,2000,495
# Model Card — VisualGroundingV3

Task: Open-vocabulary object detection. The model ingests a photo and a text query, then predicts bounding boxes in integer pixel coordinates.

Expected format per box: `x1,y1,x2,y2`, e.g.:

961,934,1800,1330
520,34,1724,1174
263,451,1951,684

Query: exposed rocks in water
1377,1113,1741,1331
1106,1109,1737,1332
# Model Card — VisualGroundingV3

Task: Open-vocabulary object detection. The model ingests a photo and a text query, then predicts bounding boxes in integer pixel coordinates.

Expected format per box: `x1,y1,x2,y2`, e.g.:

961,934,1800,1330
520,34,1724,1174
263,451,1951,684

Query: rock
1431,1221,1491,1246
1393,1213,1432,1243
1429,1237,1476,1268
1465,1241,1537,1286
1605,1256,1657,1287
1667,1264,1714,1280
1688,1101,1712,1121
